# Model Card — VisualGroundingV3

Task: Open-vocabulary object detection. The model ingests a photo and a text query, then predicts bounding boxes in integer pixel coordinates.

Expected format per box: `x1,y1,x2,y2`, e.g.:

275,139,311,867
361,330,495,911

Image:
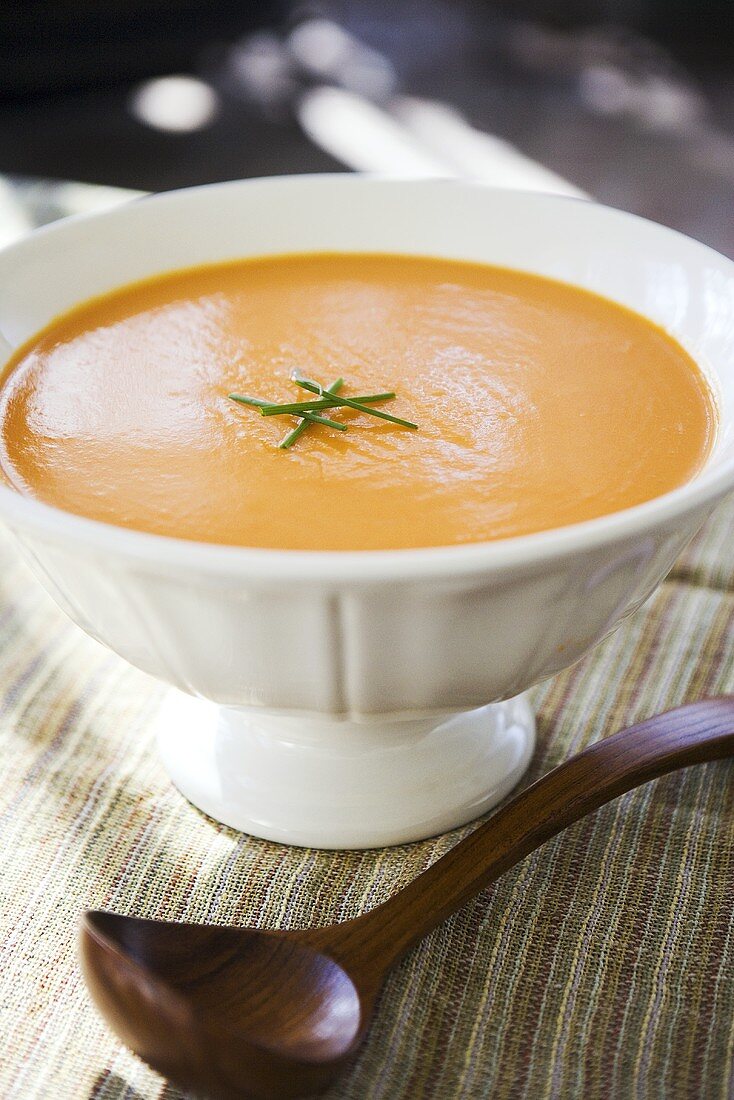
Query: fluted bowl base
155,691,536,849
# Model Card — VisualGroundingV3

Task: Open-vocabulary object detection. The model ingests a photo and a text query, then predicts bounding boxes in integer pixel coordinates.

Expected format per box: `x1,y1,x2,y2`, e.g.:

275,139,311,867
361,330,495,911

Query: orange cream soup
0,253,716,550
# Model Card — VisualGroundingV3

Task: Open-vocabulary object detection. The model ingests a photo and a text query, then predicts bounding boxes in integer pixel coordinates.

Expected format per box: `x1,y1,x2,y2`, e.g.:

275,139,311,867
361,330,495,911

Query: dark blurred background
0,0,732,252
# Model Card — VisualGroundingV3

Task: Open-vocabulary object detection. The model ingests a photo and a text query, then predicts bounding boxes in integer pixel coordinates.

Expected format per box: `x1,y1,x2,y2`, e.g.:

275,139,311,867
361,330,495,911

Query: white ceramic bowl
1,176,733,847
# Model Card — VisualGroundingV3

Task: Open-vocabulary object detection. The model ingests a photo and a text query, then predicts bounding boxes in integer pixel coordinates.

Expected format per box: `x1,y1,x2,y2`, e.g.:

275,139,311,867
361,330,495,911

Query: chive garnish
259,393,395,415
279,377,344,449
291,377,418,429
227,374,419,448
228,393,347,431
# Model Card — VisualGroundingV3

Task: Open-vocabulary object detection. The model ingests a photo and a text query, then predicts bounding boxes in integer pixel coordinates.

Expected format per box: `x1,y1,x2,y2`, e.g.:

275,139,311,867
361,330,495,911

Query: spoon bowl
82,913,368,1099
81,698,734,1100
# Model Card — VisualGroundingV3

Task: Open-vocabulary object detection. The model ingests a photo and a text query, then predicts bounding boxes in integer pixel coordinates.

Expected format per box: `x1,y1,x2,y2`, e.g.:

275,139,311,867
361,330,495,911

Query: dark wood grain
81,697,734,1100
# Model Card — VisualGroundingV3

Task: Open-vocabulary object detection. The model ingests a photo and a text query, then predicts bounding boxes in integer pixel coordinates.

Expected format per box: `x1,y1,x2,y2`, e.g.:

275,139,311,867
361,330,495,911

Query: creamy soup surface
0,253,717,550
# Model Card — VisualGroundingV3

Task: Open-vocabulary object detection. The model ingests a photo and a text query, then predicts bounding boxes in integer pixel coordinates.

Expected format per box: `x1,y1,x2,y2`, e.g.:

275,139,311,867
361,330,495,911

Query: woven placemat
0,498,732,1100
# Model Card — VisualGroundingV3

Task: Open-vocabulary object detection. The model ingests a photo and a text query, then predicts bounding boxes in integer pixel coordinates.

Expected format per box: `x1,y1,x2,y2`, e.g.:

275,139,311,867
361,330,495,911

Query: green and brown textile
0,499,732,1100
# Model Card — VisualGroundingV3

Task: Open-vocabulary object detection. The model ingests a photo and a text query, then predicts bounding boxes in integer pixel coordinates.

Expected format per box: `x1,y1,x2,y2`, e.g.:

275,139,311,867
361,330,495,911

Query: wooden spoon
81,697,734,1100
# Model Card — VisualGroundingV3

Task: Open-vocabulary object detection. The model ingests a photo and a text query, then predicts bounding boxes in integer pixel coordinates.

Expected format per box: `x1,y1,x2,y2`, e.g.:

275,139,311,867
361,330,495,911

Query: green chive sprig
290,377,418,429
227,373,419,449
259,393,395,415
279,377,343,449
228,393,346,432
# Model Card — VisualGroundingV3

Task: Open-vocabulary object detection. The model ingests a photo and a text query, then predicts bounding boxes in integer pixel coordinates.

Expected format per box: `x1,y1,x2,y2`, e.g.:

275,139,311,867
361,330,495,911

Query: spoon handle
350,697,734,970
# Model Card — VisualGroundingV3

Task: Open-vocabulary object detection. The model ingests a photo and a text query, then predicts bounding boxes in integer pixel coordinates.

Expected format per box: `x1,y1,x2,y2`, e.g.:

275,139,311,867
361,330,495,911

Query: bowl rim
0,172,732,582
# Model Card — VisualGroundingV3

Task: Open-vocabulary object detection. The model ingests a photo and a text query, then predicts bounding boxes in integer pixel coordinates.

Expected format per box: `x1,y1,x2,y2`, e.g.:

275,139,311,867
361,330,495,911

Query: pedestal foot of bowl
155,692,536,848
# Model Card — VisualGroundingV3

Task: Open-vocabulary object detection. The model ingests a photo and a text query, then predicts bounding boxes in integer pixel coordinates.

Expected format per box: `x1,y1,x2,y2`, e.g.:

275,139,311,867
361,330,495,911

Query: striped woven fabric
0,495,732,1100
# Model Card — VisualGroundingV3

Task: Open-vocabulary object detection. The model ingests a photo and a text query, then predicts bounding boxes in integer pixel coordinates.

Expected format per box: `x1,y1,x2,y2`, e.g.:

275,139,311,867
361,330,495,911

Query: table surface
0,507,731,1100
